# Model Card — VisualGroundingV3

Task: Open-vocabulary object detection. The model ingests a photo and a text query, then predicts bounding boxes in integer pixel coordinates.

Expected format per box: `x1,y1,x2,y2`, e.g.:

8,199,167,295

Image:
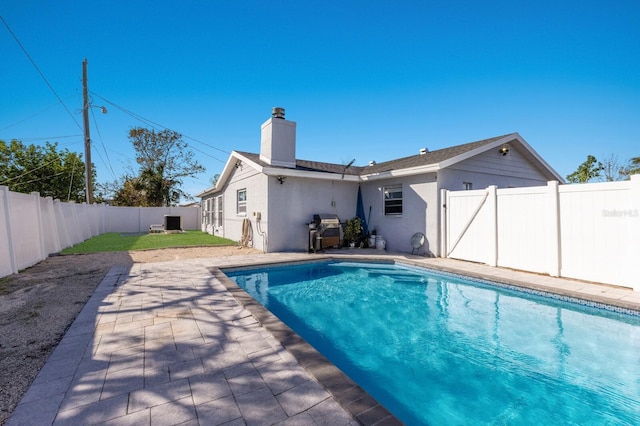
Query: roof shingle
237,133,515,176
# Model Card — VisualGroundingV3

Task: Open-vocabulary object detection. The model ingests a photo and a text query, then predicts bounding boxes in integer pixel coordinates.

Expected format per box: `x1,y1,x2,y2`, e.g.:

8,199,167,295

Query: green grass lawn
61,231,236,254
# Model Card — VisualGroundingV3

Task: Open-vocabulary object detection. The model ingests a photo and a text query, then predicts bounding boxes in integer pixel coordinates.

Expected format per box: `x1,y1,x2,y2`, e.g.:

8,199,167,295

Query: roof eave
512,135,565,183
360,164,440,181
437,134,518,169
263,167,360,182
438,133,565,183
197,151,265,198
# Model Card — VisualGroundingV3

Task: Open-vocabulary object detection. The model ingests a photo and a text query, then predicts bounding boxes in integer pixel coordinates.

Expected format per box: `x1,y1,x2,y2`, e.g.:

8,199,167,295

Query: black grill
309,214,341,252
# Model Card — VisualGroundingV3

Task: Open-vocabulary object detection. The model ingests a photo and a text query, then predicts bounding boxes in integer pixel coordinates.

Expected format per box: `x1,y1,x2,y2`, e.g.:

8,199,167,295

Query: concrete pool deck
6,251,639,425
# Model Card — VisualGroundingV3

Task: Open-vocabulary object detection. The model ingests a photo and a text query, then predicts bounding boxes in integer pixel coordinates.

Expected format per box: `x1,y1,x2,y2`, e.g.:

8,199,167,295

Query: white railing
441,175,640,290
0,186,201,278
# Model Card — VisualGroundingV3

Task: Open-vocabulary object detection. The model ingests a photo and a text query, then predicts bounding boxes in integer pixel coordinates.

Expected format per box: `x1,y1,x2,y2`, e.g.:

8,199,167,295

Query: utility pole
82,58,93,204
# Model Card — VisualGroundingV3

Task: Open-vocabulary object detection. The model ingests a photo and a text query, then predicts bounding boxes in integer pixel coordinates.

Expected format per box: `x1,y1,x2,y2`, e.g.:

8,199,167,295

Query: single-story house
197,108,563,255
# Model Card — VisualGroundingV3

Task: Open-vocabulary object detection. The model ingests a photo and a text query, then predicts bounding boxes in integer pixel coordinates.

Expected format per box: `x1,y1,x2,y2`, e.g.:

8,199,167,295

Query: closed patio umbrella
356,185,368,236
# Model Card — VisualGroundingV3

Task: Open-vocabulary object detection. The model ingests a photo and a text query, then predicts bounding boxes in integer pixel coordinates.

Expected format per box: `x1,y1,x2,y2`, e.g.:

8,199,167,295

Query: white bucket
375,236,386,250
368,236,376,248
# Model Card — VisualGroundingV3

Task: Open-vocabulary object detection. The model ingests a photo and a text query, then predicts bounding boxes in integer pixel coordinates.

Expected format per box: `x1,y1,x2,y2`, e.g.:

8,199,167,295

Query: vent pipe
369,160,376,166
272,107,285,119
419,148,429,155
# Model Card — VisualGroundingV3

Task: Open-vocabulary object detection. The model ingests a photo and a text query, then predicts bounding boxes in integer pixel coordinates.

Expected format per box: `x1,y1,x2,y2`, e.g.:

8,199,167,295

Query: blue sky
2,1,639,200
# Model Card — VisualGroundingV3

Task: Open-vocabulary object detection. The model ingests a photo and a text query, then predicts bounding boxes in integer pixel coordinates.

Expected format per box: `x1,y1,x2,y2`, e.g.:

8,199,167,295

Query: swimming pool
224,261,640,425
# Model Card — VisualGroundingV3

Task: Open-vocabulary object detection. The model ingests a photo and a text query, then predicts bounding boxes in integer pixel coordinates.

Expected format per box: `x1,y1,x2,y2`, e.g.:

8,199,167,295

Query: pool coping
395,259,640,315
212,266,402,426
211,253,640,426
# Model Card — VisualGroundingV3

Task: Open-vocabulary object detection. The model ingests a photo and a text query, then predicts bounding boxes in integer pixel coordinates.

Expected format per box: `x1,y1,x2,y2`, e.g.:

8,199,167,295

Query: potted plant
343,217,362,248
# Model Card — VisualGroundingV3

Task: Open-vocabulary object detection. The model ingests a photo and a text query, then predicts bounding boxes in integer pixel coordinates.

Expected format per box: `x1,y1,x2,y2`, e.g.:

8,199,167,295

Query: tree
127,127,205,206
600,153,627,182
623,156,640,178
566,155,603,183
112,176,149,206
0,139,89,202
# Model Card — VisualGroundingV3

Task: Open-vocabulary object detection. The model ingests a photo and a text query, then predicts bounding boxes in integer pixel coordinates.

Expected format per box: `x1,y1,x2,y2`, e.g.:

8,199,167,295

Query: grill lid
313,214,340,228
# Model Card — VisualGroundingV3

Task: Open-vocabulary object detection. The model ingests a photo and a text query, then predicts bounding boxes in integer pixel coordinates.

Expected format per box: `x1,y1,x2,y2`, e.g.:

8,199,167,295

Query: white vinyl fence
0,186,201,278
441,175,640,290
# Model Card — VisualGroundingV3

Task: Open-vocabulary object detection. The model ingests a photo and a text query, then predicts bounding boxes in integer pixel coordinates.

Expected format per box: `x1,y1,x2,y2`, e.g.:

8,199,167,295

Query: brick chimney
260,107,296,168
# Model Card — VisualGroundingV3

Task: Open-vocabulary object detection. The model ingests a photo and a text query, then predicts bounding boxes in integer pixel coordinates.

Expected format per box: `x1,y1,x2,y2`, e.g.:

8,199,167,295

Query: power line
0,97,75,132
0,156,62,185
183,134,229,155
6,135,83,143
0,15,83,132
67,154,78,202
189,144,227,164
13,170,67,186
89,91,230,163
90,106,117,180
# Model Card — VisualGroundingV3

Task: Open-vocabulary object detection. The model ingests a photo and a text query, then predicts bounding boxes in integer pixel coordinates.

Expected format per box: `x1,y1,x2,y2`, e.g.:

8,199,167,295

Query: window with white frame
216,195,223,226
206,199,214,226
463,182,473,190
383,184,403,215
202,200,209,225
237,189,247,215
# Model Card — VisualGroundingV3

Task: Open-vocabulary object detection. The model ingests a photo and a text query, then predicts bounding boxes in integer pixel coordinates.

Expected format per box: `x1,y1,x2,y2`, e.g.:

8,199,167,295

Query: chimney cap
272,107,285,119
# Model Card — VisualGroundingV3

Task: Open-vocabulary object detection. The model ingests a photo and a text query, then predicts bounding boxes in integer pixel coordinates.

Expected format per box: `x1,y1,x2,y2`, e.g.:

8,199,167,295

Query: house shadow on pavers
6,261,358,426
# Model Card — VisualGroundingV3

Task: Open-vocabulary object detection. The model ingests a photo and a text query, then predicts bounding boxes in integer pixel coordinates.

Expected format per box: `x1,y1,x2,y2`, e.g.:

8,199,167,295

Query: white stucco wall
267,176,358,252
362,174,438,256
213,165,268,250
362,146,551,257
200,142,558,257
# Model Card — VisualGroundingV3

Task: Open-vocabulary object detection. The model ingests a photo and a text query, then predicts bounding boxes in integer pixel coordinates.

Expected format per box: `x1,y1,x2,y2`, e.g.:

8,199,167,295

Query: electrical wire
67,154,78,201
9,135,82,143
89,91,230,163
1,15,83,132
9,170,66,187
0,157,62,185
90,106,117,180
0,98,74,132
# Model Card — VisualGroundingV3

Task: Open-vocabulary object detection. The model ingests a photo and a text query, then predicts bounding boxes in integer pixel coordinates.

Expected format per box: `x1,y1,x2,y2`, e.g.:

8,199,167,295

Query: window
216,195,223,227
384,184,403,215
463,182,473,190
237,189,247,215
203,199,212,226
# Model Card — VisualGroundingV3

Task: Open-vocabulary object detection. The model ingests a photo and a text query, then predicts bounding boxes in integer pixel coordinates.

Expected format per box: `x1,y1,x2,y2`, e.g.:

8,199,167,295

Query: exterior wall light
277,176,286,184
499,144,510,156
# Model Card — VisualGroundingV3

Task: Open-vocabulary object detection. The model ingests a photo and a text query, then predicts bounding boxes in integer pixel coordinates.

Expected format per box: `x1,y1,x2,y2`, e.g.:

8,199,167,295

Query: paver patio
7,251,638,425
6,255,362,426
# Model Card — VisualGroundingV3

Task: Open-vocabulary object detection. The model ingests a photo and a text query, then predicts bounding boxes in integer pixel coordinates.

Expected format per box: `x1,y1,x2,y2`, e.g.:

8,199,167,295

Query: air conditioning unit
164,215,182,232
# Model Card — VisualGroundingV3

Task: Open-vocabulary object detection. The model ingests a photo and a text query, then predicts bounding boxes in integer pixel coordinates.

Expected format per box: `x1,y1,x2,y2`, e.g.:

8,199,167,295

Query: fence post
547,181,561,277
31,192,47,262
487,185,498,267
439,189,448,257
45,197,62,253
100,203,106,235
1,186,18,275
629,175,640,290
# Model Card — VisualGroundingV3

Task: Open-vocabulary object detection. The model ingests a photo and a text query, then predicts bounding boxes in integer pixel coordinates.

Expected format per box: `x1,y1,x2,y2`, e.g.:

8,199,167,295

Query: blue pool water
225,261,640,425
